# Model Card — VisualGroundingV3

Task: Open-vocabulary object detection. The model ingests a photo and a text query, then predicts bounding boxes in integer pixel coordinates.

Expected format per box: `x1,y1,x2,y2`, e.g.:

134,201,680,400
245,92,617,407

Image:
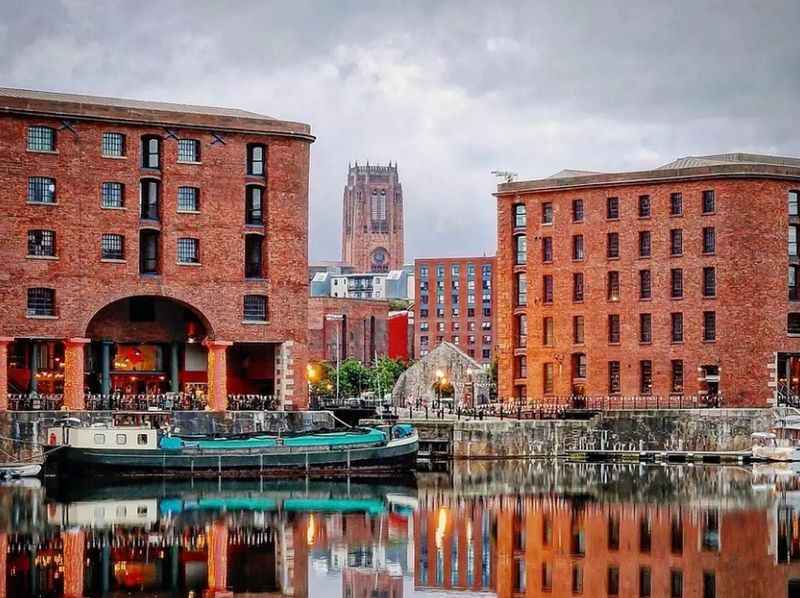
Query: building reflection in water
1,464,800,596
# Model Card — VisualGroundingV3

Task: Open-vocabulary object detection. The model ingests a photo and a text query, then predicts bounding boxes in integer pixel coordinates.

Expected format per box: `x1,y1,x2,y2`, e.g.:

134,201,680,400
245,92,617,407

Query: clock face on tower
371,248,389,272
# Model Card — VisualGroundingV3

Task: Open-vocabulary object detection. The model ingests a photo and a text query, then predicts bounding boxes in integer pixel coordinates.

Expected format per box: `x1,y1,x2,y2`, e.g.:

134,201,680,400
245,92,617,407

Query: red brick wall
0,112,311,407
496,177,800,405
307,297,389,364
413,256,496,366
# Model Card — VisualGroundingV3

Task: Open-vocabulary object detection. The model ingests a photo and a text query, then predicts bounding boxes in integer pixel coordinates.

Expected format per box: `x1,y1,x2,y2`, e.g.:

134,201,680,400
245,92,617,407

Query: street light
325,314,345,403
435,369,445,409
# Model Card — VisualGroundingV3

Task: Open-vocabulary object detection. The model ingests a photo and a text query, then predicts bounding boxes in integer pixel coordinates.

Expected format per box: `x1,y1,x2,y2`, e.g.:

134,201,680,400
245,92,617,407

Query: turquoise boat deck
159,428,388,451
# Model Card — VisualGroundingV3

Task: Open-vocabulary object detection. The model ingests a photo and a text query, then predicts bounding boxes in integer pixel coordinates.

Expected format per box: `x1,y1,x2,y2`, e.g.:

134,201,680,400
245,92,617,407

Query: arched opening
84,295,213,397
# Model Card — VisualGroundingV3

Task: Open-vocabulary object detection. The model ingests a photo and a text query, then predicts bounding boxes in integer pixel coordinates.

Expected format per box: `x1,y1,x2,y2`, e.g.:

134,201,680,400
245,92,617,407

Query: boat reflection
0,463,800,596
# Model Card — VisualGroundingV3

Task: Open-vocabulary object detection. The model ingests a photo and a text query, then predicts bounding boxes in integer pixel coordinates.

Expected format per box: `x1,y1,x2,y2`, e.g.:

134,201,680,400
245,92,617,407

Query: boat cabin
48,424,160,450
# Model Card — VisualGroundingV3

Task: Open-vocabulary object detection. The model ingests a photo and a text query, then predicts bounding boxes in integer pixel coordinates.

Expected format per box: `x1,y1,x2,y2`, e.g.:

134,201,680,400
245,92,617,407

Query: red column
206,521,229,596
204,340,232,411
0,337,12,411
63,529,85,598
64,338,90,411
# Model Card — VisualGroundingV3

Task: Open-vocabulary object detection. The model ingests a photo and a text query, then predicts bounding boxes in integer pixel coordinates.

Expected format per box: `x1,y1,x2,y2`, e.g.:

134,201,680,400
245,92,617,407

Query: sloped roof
657,153,800,170
546,168,604,179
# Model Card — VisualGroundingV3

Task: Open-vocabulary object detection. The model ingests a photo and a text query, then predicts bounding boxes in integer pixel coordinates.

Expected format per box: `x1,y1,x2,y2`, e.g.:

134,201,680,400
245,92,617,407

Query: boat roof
752,432,777,438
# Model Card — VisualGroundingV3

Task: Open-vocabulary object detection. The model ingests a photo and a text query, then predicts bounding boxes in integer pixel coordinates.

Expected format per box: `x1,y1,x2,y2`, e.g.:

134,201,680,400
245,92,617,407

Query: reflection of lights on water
307,514,315,546
435,507,448,549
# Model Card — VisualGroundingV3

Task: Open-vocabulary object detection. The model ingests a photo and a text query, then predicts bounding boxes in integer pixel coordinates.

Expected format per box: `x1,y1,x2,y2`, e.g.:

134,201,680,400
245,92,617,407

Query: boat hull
52,436,418,476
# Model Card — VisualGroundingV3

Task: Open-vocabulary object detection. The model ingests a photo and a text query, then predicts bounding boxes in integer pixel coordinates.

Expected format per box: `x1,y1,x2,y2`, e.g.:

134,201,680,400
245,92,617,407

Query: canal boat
45,415,418,475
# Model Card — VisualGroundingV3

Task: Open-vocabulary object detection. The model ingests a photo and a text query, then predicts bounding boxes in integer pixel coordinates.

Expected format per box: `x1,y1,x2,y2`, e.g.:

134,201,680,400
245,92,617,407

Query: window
244,295,268,321
671,268,683,298
543,363,554,394
27,126,55,151
515,355,527,378
515,272,527,306
640,360,653,394
27,288,55,316
543,274,553,304
572,198,584,222
671,360,684,393
791,225,799,256
467,263,475,278
137,433,149,446
245,235,263,278
638,194,651,217
94,433,106,445
177,186,199,212
703,311,716,341
27,230,55,257
116,434,127,445
542,236,553,262
482,264,492,278
639,230,651,257
543,317,554,346
670,570,683,598
420,265,429,279
101,182,124,208
482,348,490,359
101,234,124,260
792,265,800,301
541,562,553,592
513,203,526,227
102,132,125,157
140,179,160,220
245,186,264,224
572,234,584,260
573,315,584,344
607,566,620,597
177,139,200,162
640,269,652,300
671,515,684,554
572,352,587,379
571,565,583,595
789,313,800,334
703,572,716,598
640,567,652,598
670,229,683,255
515,234,527,264
606,196,619,219
607,271,620,301
141,135,161,169
451,264,460,278
609,361,621,393
640,516,652,552
640,313,652,343
139,230,159,274
791,190,800,217
703,267,716,297
247,143,266,176
671,312,684,342
670,192,683,216
177,238,199,264
608,314,620,344
607,232,619,258
703,226,716,254
28,176,56,204
573,272,584,302
541,202,553,224
702,190,715,214
436,265,445,278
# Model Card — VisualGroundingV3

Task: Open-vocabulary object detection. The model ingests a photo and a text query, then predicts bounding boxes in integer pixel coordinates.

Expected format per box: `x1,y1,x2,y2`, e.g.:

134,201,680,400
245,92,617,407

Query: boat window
137,506,148,516
116,506,127,516
94,433,106,445
116,434,127,445
138,433,149,446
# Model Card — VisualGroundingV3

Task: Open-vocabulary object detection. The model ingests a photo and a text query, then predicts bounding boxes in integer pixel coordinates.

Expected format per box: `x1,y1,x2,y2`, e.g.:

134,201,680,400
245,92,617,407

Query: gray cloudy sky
2,1,799,262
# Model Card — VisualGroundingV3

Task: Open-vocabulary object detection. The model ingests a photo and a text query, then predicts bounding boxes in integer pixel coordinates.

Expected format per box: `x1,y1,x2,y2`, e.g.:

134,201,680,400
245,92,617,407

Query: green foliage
370,357,407,397
312,357,410,399
337,358,372,398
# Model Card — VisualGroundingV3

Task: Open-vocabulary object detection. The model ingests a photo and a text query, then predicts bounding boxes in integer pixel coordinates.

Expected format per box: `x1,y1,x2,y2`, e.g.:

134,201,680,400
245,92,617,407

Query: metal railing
7,393,278,412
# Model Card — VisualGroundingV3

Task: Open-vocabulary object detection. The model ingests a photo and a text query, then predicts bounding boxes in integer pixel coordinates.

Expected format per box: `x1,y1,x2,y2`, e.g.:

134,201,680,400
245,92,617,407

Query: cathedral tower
341,161,404,272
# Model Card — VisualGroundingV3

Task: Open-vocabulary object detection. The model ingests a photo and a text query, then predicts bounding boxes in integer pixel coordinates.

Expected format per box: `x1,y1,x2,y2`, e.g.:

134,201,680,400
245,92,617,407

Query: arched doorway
84,295,211,397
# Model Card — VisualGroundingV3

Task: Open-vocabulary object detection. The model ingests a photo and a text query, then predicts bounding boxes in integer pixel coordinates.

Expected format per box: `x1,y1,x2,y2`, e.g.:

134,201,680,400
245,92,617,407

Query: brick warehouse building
341,162,404,272
307,297,388,365
0,88,314,411
414,256,495,367
495,153,800,406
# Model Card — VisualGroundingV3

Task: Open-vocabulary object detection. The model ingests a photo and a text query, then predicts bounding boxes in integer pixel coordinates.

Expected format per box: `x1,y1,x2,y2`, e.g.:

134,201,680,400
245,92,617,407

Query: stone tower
341,161,404,272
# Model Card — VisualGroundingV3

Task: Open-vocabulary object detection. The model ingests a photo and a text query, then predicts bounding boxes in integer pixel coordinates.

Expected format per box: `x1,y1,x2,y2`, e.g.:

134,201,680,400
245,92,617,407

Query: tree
336,359,372,398
370,356,407,398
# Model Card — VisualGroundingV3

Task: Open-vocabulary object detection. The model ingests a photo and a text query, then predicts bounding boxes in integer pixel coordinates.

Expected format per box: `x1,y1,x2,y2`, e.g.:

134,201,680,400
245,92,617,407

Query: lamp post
325,314,344,403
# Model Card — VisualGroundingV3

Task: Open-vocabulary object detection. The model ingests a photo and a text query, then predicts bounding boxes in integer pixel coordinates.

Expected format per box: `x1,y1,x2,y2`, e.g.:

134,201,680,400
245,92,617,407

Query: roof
497,152,800,195
0,87,313,141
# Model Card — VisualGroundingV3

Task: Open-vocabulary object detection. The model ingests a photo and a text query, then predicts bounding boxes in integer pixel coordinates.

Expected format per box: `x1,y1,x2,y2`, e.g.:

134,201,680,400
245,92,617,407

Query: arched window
140,179,160,221
247,144,266,176
245,185,264,225
141,135,161,169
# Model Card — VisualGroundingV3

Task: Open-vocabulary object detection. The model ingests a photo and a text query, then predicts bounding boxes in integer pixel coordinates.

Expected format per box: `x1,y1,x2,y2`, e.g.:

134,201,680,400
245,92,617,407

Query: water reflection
1,462,800,596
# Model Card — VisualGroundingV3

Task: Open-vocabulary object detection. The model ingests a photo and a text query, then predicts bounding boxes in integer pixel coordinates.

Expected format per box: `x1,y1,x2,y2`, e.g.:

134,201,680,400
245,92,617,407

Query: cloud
1,0,799,262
